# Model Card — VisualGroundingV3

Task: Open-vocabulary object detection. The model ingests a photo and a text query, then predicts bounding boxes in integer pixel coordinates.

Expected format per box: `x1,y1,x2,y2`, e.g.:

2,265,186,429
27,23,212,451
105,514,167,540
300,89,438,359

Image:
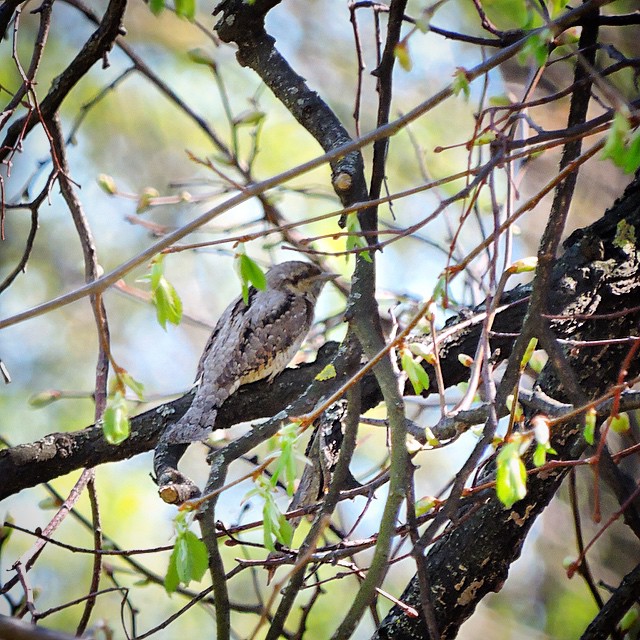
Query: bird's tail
160,402,219,444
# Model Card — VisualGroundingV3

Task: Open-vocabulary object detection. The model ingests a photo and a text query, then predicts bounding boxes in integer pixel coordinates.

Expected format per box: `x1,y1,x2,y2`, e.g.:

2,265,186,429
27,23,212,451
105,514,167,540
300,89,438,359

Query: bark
373,172,640,639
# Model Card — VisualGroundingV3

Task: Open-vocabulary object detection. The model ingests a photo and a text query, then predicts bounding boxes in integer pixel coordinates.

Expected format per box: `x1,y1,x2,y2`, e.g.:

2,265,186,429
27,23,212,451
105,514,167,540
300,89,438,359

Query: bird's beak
311,271,339,283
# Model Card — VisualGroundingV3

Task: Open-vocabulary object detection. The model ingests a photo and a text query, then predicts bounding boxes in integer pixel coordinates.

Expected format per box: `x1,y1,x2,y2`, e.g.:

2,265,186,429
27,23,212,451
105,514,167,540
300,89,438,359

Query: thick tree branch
213,0,366,208
374,172,640,639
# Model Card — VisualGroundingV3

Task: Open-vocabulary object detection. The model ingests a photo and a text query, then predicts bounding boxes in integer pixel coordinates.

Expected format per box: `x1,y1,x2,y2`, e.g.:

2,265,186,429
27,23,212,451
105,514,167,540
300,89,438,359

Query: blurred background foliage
1,0,639,638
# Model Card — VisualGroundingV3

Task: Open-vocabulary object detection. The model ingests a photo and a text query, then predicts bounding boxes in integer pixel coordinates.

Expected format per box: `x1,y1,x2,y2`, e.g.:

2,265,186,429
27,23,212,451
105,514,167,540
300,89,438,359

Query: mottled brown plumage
161,261,335,444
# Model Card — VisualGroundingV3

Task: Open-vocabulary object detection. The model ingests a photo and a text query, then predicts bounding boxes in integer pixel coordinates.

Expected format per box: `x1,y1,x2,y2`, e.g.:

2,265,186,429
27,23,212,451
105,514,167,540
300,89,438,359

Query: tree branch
374,171,640,639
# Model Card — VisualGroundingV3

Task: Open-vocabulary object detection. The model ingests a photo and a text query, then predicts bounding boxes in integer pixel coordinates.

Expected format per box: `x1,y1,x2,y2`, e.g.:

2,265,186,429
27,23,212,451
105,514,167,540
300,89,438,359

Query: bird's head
266,261,337,301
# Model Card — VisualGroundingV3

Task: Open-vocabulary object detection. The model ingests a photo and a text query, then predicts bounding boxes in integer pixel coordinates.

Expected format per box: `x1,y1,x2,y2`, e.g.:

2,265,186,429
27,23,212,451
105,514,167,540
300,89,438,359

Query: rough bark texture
374,172,640,639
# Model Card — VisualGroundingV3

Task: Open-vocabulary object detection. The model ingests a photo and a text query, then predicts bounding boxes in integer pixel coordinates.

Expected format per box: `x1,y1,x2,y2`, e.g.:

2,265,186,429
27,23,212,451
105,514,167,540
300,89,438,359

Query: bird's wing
162,288,314,444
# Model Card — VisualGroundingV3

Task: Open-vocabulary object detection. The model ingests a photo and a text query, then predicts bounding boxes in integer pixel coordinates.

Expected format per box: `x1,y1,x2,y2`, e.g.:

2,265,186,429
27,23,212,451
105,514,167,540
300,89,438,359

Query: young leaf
187,48,216,68
276,511,294,547
505,395,523,422
262,507,275,552
496,442,527,508
473,131,496,146
143,255,183,329
457,353,474,368
165,513,208,592
345,214,372,263
533,441,556,467
97,174,117,195
508,257,538,275
452,67,470,100
102,391,130,445
149,0,165,15
164,546,180,593
233,110,266,127
602,111,629,166
584,408,596,445
183,531,208,582
153,278,183,329
622,131,640,173
415,496,436,517
136,187,159,214
239,253,267,291
236,252,266,303
175,0,196,20
29,390,62,408
175,536,192,584
610,413,630,434
394,41,412,71
120,371,145,401
401,352,429,395
518,29,551,67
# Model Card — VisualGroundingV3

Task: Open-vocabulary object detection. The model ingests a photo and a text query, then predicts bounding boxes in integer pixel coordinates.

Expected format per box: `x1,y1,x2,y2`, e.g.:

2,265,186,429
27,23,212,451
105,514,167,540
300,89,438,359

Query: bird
161,260,336,445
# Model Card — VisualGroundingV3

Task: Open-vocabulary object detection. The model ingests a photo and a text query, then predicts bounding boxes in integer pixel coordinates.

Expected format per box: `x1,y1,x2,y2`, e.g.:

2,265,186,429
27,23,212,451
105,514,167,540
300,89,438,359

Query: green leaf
238,253,267,298
402,352,429,395
271,423,303,495
102,391,130,445
496,442,527,508
620,607,639,632
183,531,208,581
424,426,440,447
622,131,640,173
175,536,192,583
518,29,551,67
262,509,275,552
120,372,145,401
509,257,538,275
149,255,164,290
549,0,570,16
488,94,512,107
602,111,631,168
415,364,430,392
175,0,196,20
415,496,436,517
584,408,596,445
233,110,266,127
610,413,630,434
473,131,496,146
187,48,216,68
164,545,180,593
276,512,293,547
97,174,117,195
146,256,182,329
394,41,412,71
452,67,470,101
520,336,538,368
136,187,159,214
533,442,549,467
149,0,165,15
152,278,183,329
